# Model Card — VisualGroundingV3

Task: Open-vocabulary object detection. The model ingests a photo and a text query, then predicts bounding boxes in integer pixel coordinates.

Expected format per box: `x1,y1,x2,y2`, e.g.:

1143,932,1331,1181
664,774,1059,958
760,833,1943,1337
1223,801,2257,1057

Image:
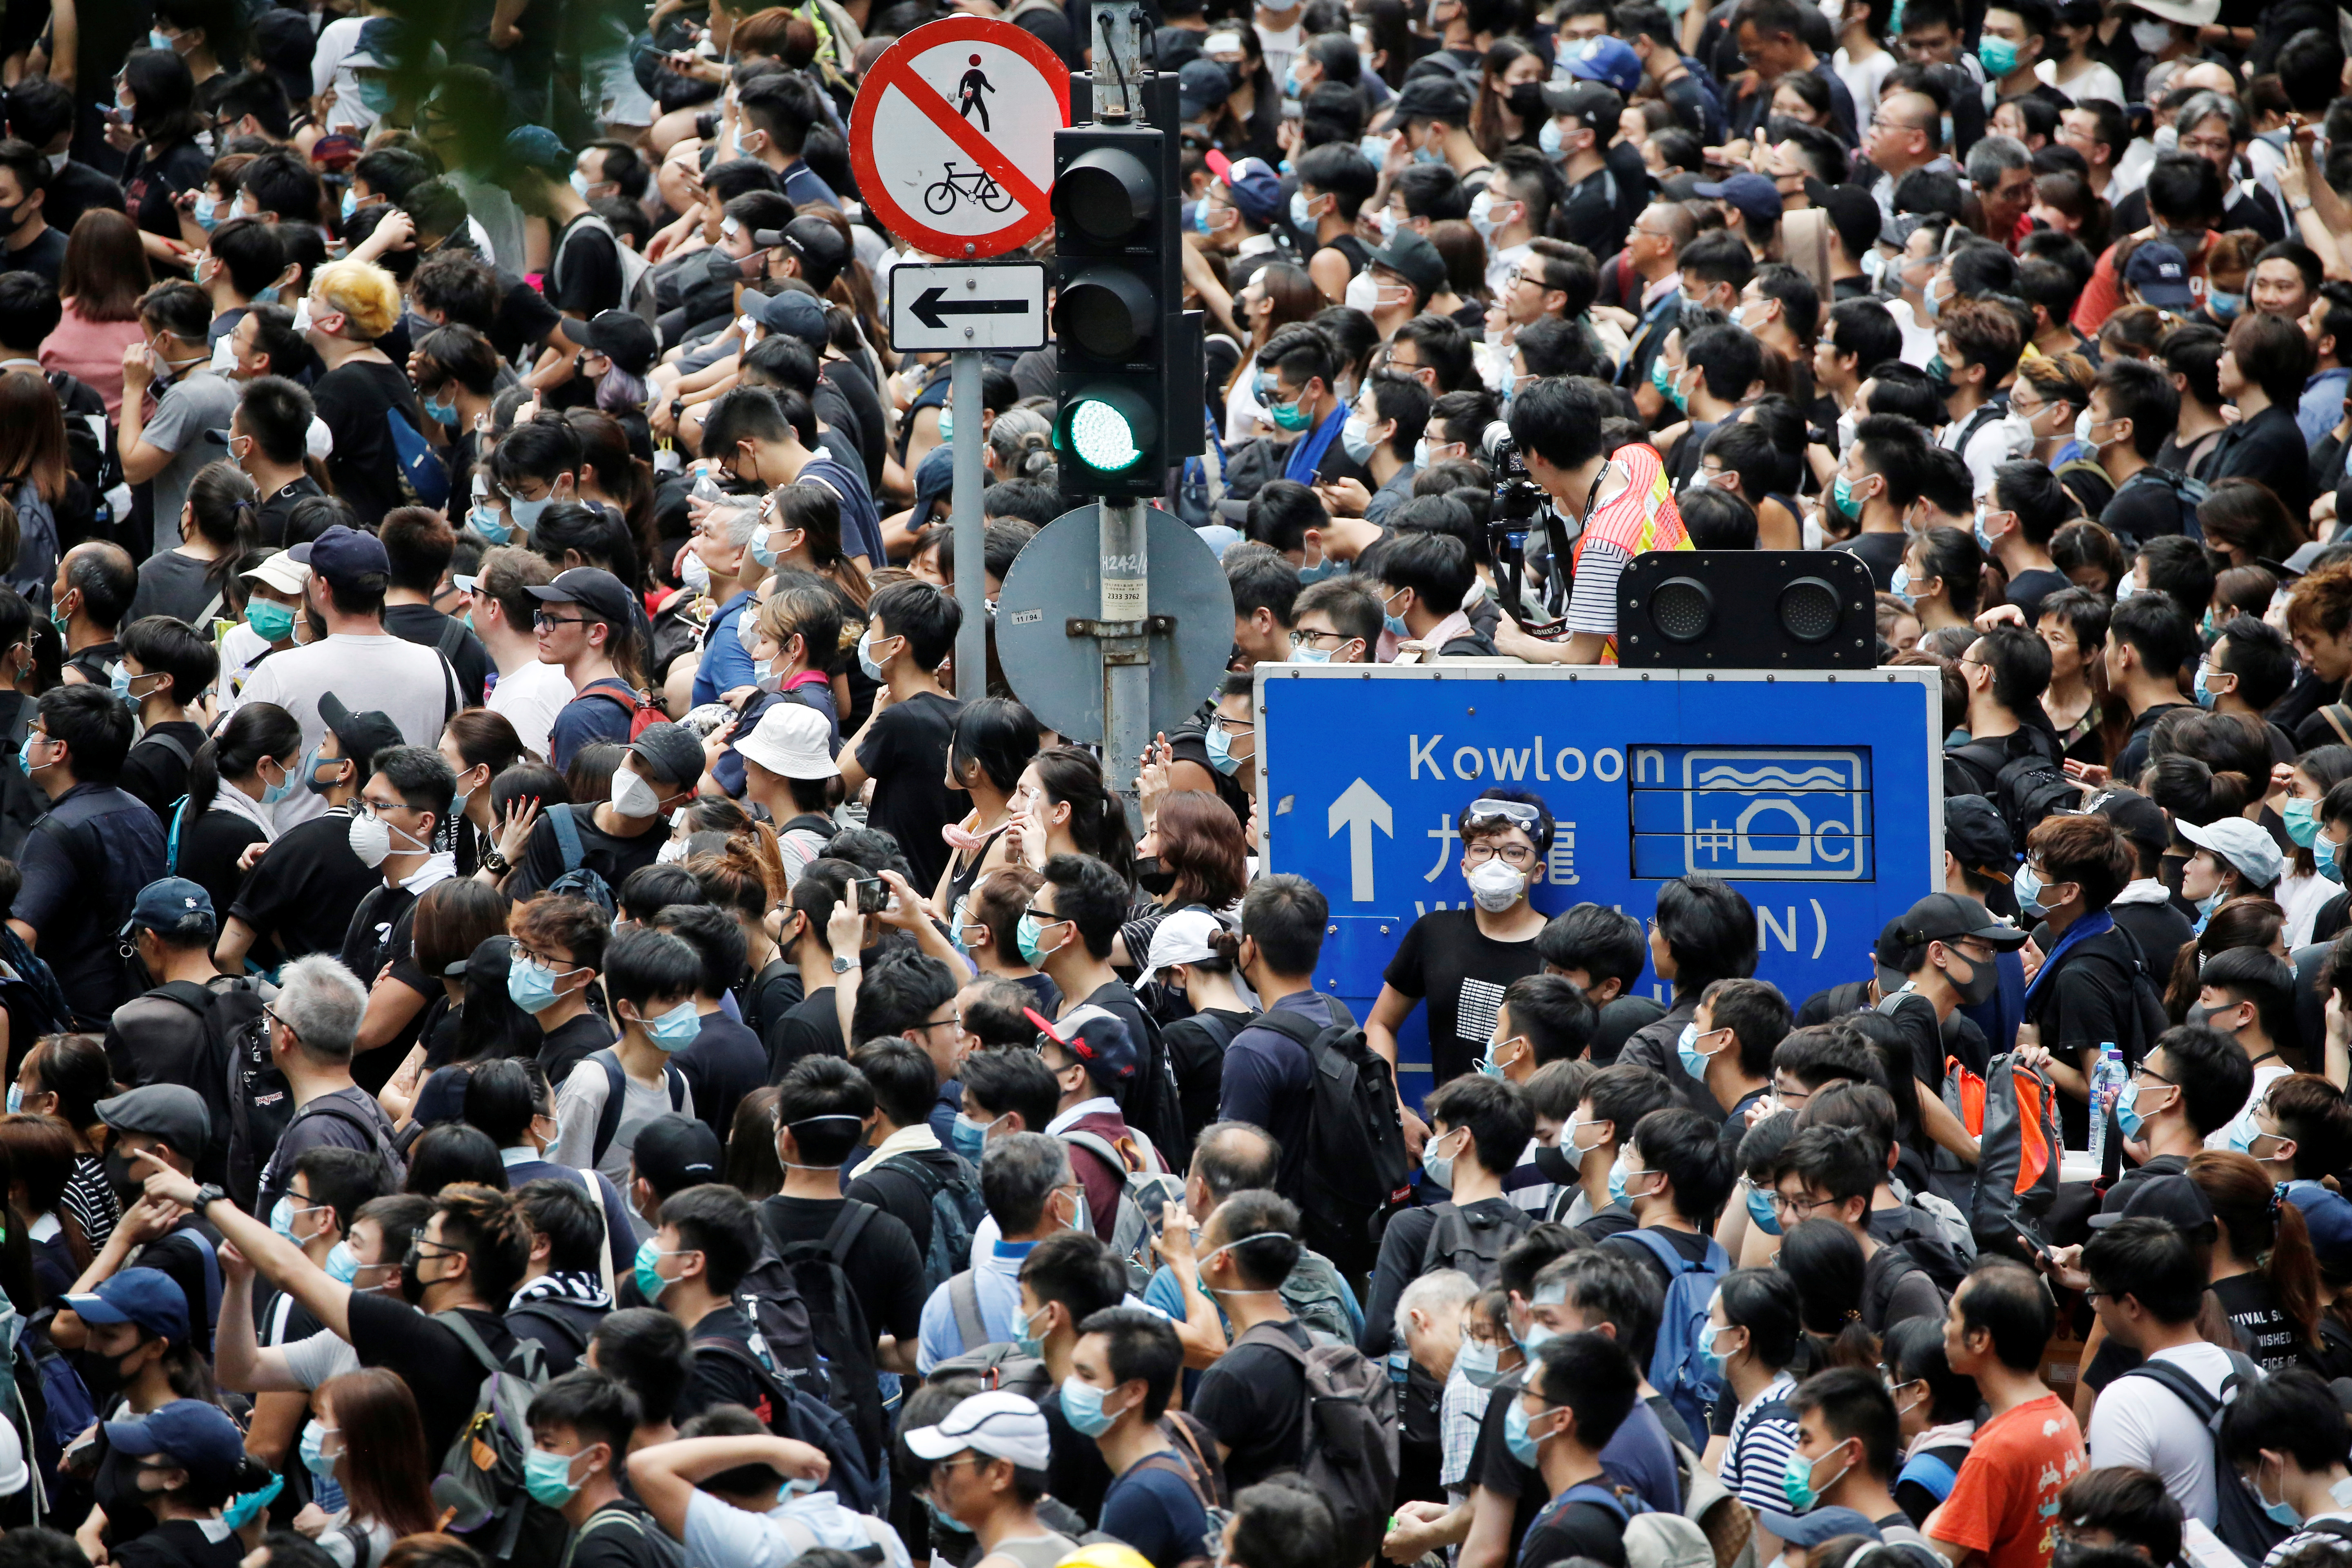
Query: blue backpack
1619,1228,1729,1439
386,407,450,509
870,1149,982,1296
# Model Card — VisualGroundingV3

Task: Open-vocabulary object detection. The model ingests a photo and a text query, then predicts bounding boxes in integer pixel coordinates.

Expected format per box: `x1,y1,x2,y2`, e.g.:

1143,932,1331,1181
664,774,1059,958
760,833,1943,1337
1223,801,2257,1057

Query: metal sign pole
951,349,986,700
1092,0,1149,824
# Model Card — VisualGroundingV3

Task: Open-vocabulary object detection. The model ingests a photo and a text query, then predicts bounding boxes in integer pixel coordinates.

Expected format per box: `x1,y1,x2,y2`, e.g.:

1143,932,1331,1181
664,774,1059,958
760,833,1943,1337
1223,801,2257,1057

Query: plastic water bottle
2088,1043,2125,1170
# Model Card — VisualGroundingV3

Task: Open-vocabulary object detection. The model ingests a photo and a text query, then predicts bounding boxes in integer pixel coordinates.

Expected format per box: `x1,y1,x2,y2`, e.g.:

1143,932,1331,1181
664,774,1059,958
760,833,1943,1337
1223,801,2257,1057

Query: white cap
1145,907,1227,978
904,1391,1052,1470
737,702,837,780
240,551,310,596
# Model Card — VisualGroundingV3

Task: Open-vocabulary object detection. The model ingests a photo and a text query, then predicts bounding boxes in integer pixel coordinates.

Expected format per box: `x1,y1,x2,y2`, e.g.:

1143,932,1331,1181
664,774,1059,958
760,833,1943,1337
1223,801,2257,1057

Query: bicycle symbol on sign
924,161,1015,216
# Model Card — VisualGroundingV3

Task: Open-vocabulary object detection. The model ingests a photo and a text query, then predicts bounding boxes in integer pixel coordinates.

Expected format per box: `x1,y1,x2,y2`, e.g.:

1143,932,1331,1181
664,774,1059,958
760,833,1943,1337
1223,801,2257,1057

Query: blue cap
1220,157,1285,228
2123,240,2194,307
504,124,573,180
1757,1507,1884,1548
1563,36,1643,95
123,878,214,940
289,523,390,592
1694,172,1784,232
64,1267,190,1342
104,1399,249,1493
1028,1002,1137,1084
2291,1180,2352,1279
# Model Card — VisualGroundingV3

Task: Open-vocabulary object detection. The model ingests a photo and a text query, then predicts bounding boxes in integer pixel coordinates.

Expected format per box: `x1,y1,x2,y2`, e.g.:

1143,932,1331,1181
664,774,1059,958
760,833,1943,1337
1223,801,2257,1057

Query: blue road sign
1256,665,1943,1107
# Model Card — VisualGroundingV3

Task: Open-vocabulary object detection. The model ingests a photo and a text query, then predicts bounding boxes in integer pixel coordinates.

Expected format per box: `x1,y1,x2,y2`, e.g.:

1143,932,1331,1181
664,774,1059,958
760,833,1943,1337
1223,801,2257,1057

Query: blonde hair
311,258,403,341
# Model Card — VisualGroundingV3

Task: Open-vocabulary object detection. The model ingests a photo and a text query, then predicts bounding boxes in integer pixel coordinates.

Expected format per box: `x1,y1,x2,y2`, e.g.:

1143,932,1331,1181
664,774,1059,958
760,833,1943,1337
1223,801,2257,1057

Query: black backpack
1116,998,1190,1176
689,1333,883,1513
2120,1355,2284,1564
1250,1007,1412,1280
145,977,274,1203
756,1198,889,1474
262,1093,405,1209
1417,1200,1534,1287
1945,734,2076,849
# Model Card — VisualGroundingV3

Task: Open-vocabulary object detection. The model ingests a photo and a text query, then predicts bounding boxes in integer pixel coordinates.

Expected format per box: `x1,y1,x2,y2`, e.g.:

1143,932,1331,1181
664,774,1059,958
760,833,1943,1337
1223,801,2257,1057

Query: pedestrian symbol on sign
957,54,995,128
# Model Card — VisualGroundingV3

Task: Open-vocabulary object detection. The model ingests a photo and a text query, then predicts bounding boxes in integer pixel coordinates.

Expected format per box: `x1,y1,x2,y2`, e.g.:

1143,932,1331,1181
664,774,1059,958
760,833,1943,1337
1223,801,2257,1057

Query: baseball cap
631,1114,724,1198
239,551,310,598
1757,1508,1883,1549
103,1399,248,1494
1178,58,1232,118
580,310,657,379
904,1390,1054,1470
1891,892,2029,951
736,703,838,780
1367,229,1447,299
123,878,216,939
2123,240,2195,308
1943,795,2014,886
527,567,638,630
289,524,390,592
317,693,405,782
2087,788,2169,856
505,124,573,180
65,1267,192,1342
1562,36,1642,94
1220,156,1284,228
1537,78,1621,124
627,722,706,789
745,288,830,350
2089,1172,2217,1230
1393,74,1473,125
95,1085,210,1164
2176,816,2284,890
1694,171,1785,233
1028,1002,1138,1084
766,215,851,292
2290,1181,2352,1281
1145,908,1227,978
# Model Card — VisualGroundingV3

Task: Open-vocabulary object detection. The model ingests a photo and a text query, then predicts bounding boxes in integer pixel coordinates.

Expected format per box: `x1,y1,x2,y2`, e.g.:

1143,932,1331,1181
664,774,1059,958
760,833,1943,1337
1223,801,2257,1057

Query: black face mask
103,1148,140,1205
1506,81,1548,120
92,1446,158,1539
1135,856,1176,897
400,1243,429,1305
707,251,744,284
1531,1142,1582,1186
1951,952,1998,1007
77,1343,134,1402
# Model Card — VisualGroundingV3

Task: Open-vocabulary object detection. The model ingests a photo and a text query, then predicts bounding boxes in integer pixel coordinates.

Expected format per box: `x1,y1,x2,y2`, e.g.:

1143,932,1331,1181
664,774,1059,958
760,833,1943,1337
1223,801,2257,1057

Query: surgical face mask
339,186,359,222
570,169,593,200
292,297,314,335
296,1421,342,1481
2013,860,2044,914
679,548,712,596
1457,1339,1504,1387
1344,270,1386,315
949,1111,1003,1163
2131,17,2172,52
1746,1183,1783,1236
2285,797,2320,848
1422,1127,1466,1190
508,957,574,1014
3,1086,16,1116
636,999,701,1050
1782,1444,1851,1513
347,808,428,869
470,504,512,544
1832,472,1868,521
2193,664,2221,708
1060,1374,1121,1437
1016,912,1061,966
750,524,778,567
1373,205,1399,241
1539,118,1564,158
1503,1397,1559,1466
524,1448,591,1508
192,192,220,231
1340,412,1378,464
1976,35,2019,74
325,1241,363,1283
423,392,459,426
1889,564,1915,605
1469,190,1511,238
2114,1078,2167,1140
2074,409,2101,447
508,495,553,530
1289,190,1320,231
1676,1022,1719,1080
1361,134,1394,169
609,768,663,819
1014,1303,1051,1359
857,626,892,682
2207,289,2244,323
1466,858,1526,912
2322,832,2348,886
1974,504,2000,554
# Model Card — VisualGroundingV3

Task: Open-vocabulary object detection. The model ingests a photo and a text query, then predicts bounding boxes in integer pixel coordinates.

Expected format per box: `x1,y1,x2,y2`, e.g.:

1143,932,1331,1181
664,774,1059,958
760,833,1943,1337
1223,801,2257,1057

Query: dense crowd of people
0,3,2348,1568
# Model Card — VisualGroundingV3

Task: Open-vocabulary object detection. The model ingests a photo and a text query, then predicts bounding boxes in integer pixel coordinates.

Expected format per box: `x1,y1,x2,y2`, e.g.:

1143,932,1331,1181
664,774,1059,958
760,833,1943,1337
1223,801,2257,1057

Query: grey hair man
918,1131,1082,1367
255,953,399,1214
1965,134,2035,246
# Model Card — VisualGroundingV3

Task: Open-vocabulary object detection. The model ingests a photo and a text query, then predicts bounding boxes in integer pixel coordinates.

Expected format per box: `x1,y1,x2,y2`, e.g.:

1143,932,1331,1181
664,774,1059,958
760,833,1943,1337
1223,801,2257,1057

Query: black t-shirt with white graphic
1381,909,1543,1085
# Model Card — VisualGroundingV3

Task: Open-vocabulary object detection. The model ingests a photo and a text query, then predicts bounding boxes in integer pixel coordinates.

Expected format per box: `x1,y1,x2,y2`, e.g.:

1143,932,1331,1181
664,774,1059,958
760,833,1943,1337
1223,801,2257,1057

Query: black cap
581,310,657,378
775,215,850,292
317,693,405,780
1392,74,1472,125
2088,788,2170,856
1891,892,2029,950
1944,795,2013,886
1368,230,1448,299
2088,1173,2218,1231
632,1114,724,1200
1539,79,1623,125
527,567,637,629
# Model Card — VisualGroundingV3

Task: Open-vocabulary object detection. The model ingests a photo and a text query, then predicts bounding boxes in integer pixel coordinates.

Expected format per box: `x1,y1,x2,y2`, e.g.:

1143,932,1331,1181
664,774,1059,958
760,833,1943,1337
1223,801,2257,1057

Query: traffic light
1051,121,1167,497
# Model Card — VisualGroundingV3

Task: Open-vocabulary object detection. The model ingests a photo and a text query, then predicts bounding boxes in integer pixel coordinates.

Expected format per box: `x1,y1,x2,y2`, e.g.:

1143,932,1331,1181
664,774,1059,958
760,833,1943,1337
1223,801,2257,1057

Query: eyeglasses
533,612,594,630
1291,628,1355,648
1465,844,1536,866
1768,1191,1842,1216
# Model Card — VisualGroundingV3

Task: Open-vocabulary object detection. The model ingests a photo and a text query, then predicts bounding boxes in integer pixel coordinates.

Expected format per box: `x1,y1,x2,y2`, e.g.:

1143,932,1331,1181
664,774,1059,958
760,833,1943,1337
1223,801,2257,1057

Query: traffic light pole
1092,0,1150,828
950,349,986,701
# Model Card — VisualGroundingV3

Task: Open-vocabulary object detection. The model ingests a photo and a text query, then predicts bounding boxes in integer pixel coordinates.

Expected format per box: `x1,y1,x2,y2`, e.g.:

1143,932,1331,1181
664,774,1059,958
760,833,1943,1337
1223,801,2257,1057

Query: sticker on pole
849,17,1071,259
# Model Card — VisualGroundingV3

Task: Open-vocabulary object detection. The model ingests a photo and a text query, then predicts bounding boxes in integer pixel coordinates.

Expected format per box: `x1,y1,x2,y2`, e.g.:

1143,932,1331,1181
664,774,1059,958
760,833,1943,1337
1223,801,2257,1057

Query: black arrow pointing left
910,287,1032,330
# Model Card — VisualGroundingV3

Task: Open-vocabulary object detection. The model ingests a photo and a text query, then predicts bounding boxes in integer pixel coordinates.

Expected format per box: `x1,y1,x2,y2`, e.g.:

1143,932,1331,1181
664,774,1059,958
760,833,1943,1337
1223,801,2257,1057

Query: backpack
1250,1008,1412,1280
757,1198,889,1472
565,1506,681,1568
427,1311,551,1563
561,211,659,326
385,406,450,509
1114,1002,1190,1174
1416,1200,1535,1287
1539,1480,1719,1568
2120,1355,2283,1565
942,1271,1002,1359
929,1335,1055,1402
1062,1125,1184,1292
588,1049,688,1167
1945,735,2075,848
869,1148,983,1296
727,1242,826,1404
689,1333,884,1514
261,1094,405,1209
579,679,668,741
544,805,619,916
146,976,274,1203
1233,1321,1397,1568
1970,1049,2065,1250
1666,1435,1759,1568
2120,464,2210,540
1859,1244,1948,1332
1617,1228,1731,1440
1278,1248,1360,1345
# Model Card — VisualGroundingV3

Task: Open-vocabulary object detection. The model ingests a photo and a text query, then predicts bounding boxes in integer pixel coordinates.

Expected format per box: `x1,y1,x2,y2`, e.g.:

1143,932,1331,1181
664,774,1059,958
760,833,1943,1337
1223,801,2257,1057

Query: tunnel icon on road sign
1629,746,1873,881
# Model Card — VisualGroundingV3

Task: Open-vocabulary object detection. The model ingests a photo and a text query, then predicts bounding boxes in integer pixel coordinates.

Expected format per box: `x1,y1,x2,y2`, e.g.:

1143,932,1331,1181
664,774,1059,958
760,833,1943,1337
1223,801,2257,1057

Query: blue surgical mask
340,187,359,222
1700,1324,1737,1377
1422,1129,1463,1191
1060,1374,1118,1437
2285,797,2320,849
570,170,594,200
1677,1022,1713,1080
2115,1080,2149,1140
325,1241,362,1283
508,495,553,530
507,958,561,1014
857,626,889,682
423,396,459,426
4,1085,17,1116
1746,1183,1782,1236
1539,118,1564,158
751,525,778,567
260,757,296,806
1289,190,1317,230
470,505,512,544
2013,859,2043,914
1606,1151,1633,1207
2322,833,2348,886
298,1421,336,1478
1340,414,1377,464
1974,505,1998,553
2194,664,2220,708
949,1111,994,1163
270,1194,296,1235
1457,1339,1503,1387
2208,289,2244,323
192,193,220,231
1015,1303,1050,1359
1206,721,1242,776
1503,1397,1555,1466
638,1000,701,1050
1889,564,1914,604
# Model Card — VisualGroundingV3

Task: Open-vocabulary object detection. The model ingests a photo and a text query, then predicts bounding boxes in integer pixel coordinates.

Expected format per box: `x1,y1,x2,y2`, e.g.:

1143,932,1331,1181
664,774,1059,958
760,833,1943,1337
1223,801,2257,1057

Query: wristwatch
481,848,511,875
192,1184,226,1214
831,954,858,974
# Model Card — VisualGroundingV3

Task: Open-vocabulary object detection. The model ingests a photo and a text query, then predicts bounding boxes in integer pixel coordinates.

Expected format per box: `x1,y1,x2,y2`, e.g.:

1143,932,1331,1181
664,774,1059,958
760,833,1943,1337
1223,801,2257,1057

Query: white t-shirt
684,1488,914,1568
2085,1341,2238,1525
486,659,575,763
1835,47,1898,125
2209,1059,2291,1152
232,631,463,829
2038,58,2126,108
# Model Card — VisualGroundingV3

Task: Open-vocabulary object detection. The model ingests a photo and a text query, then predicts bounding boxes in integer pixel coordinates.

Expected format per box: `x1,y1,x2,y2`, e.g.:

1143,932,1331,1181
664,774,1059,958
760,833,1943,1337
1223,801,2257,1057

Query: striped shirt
1440,1365,1490,1493
62,1153,118,1256
1721,1371,1803,1513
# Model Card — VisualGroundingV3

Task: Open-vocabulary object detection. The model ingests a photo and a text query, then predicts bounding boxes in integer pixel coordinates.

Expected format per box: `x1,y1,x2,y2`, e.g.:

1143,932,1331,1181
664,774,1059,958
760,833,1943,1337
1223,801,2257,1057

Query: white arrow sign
1327,778,1393,903
889,262,1048,352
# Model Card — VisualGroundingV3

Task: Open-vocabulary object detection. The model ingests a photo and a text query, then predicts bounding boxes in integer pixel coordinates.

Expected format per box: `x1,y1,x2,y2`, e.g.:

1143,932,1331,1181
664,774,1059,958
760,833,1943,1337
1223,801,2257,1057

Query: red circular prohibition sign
849,16,1073,259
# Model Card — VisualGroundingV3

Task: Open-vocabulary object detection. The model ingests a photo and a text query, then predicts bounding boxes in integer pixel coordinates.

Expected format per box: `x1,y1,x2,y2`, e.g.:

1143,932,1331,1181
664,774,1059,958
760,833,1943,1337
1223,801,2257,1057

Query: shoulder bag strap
430,1309,507,1379
591,1050,627,1166
2321,704,2352,749
949,1272,988,1353
824,1198,878,1264
578,1167,617,1301
548,803,587,875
